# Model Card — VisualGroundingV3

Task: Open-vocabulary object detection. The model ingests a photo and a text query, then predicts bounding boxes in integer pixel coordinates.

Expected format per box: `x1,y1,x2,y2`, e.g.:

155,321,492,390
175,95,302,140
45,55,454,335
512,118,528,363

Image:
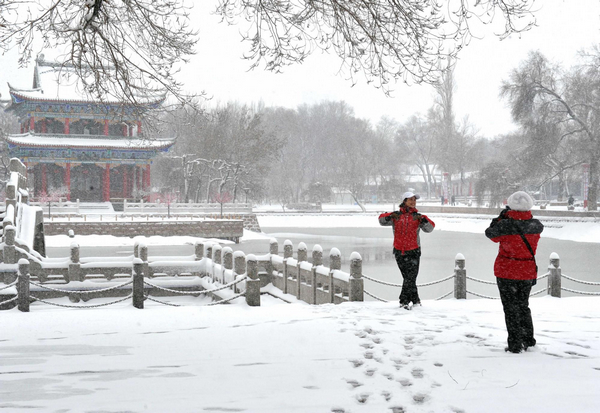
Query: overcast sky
2,1,599,138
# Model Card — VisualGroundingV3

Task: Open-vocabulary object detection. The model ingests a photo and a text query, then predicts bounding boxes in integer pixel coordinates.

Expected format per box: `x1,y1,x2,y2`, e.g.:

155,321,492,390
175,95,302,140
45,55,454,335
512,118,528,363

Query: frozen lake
257,226,600,301
45,216,600,302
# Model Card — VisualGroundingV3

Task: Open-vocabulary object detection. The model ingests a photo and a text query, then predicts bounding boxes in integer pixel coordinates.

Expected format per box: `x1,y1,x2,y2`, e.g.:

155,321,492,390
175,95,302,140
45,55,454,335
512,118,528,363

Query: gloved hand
388,211,400,220
498,206,511,219
413,213,423,222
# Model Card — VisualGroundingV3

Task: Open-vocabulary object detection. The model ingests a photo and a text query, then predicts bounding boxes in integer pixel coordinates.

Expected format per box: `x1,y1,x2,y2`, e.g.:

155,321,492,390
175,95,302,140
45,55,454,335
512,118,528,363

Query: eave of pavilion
5,88,165,119
7,88,165,107
5,132,174,151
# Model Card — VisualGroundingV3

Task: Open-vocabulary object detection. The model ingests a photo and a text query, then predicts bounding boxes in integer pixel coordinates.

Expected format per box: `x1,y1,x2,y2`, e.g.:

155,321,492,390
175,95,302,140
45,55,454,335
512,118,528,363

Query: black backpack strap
511,221,538,271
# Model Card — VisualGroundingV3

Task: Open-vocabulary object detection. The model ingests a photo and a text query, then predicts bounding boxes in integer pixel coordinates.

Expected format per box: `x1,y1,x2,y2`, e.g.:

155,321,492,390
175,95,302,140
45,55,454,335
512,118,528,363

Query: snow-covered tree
216,0,537,92
0,0,537,103
0,0,198,104
501,49,600,209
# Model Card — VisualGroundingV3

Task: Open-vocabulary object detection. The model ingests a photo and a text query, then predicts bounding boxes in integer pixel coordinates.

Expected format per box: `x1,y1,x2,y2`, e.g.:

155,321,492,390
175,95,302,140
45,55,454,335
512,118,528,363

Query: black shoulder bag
512,221,538,285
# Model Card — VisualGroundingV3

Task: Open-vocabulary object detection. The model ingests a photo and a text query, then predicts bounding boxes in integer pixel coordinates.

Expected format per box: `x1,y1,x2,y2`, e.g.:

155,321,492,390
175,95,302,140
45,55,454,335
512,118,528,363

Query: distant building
3,55,174,202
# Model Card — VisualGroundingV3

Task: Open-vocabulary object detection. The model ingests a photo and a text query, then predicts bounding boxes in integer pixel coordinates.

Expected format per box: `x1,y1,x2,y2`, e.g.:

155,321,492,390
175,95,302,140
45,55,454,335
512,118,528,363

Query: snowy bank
45,213,600,248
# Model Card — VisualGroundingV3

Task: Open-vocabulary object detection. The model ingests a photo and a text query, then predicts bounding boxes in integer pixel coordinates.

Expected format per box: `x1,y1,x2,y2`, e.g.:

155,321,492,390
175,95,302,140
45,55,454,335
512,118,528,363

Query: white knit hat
507,191,534,211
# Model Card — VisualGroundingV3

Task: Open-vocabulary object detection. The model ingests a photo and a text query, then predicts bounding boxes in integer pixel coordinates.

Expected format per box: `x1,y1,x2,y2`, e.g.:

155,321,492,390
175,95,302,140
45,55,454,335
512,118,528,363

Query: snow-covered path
2,296,599,412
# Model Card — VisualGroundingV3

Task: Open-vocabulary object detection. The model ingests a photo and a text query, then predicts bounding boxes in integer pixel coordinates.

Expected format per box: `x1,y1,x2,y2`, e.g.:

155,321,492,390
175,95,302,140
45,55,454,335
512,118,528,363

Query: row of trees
151,45,600,210
2,45,597,211
151,69,483,209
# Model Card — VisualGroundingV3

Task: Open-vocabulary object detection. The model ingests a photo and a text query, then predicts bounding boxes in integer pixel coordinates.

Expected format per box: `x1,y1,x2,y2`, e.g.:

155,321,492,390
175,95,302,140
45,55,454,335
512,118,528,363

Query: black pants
394,248,421,305
496,277,536,350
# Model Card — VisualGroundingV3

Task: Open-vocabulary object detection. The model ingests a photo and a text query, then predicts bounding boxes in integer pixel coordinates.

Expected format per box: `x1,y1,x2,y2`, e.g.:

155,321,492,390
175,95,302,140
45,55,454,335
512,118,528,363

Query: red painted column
137,166,142,192
41,164,47,194
122,166,128,199
122,124,128,137
64,118,70,135
42,119,47,133
65,163,71,201
104,120,109,136
30,117,35,132
103,165,111,202
20,123,24,134
137,121,142,136
144,164,151,191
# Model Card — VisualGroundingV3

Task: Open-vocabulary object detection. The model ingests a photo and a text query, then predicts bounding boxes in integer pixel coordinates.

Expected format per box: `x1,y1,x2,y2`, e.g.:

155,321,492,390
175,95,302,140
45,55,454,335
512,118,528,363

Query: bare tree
398,114,438,199
501,50,600,209
216,0,536,91
1,1,537,105
0,0,198,105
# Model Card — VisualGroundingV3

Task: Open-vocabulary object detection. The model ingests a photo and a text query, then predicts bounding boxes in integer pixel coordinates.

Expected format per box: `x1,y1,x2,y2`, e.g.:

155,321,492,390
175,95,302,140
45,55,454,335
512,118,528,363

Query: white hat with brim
401,191,420,202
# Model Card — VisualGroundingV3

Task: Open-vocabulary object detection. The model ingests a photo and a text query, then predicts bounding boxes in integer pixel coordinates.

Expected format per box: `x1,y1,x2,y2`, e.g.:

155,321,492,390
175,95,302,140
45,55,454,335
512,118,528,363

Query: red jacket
379,206,435,253
485,209,544,280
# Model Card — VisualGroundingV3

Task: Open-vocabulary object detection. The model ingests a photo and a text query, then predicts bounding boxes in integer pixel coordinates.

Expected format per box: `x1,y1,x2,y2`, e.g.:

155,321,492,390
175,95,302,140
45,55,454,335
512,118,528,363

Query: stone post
283,240,293,294
311,245,323,304
17,259,30,312
133,258,144,309
206,244,213,260
454,253,467,300
245,254,260,306
193,241,204,278
329,248,341,303
266,238,278,285
213,244,223,283
4,225,16,264
270,238,279,255
548,252,561,298
68,242,82,282
133,240,139,258
139,243,149,279
297,242,307,298
195,241,204,260
233,251,246,294
223,247,233,287
349,252,364,302
5,183,16,222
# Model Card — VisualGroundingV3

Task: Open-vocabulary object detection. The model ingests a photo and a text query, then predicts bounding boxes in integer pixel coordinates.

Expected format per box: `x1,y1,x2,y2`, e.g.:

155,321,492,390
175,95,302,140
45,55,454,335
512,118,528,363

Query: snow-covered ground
1,295,599,412
2,209,600,412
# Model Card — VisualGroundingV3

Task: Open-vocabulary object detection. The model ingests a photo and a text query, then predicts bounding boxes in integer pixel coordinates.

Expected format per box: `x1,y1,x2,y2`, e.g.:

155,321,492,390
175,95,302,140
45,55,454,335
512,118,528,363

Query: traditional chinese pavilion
4,55,174,202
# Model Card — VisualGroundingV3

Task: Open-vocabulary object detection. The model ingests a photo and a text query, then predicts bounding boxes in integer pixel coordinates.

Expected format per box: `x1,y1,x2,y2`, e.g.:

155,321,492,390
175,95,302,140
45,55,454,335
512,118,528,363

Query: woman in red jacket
485,191,544,353
379,192,435,309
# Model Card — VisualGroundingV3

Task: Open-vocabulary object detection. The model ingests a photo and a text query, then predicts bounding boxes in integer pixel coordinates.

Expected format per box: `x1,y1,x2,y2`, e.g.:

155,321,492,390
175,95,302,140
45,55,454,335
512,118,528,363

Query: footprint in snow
364,368,377,377
397,378,413,387
356,392,370,404
411,368,424,379
412,392,430,404
345,379,363,388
